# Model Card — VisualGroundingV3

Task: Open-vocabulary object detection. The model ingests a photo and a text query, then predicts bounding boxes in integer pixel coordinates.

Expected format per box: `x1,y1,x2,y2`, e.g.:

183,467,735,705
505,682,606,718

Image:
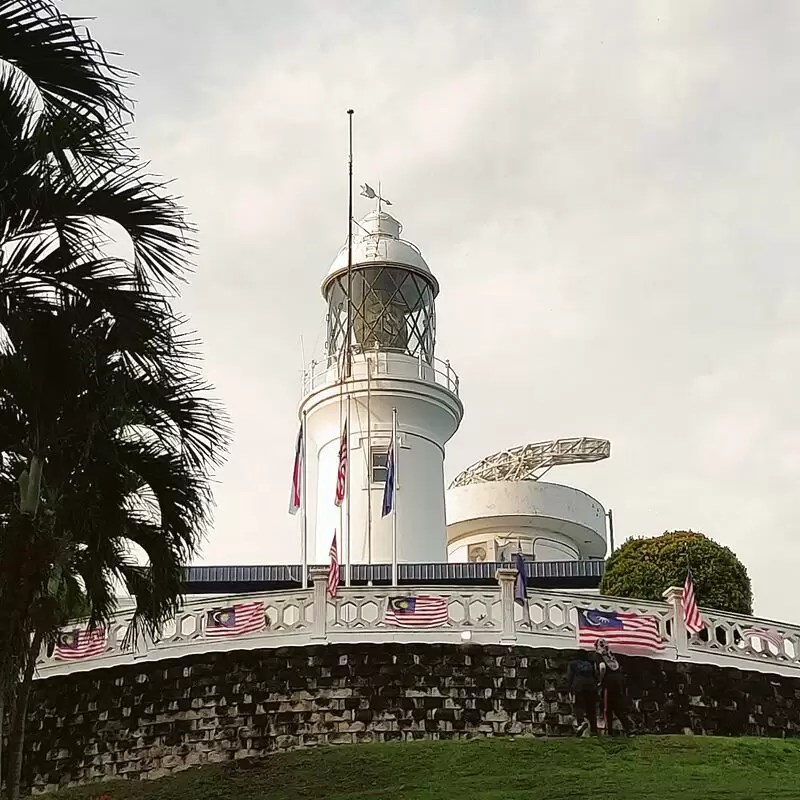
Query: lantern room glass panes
326,266,436,363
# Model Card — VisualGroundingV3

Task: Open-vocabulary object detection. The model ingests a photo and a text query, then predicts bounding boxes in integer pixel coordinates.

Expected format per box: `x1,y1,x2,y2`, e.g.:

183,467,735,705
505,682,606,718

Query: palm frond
0,243,179,368
0,0,130,127
52,162,197,290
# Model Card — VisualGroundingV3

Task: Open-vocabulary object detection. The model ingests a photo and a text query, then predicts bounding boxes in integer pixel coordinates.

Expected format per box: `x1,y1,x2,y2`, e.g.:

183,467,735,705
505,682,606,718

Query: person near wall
595,638,635,736
567,648,598,736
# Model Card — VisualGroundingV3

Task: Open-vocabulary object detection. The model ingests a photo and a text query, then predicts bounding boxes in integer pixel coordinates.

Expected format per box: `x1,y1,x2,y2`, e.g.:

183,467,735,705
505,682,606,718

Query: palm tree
0,0,186,690
0,297,230,797
0,2,231,795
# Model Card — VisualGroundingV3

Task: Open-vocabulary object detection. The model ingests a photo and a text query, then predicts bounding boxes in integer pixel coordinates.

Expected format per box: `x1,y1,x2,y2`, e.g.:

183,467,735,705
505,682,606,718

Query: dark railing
182,559,605,594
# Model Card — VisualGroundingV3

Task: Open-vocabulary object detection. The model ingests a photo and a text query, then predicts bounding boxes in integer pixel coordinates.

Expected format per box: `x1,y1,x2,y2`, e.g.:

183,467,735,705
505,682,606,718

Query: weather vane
360,182,392,213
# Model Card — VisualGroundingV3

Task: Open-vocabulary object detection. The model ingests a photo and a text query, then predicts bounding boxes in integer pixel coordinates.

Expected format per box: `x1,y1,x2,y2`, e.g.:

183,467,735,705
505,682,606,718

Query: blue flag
514,552,528,605
381,440,395,517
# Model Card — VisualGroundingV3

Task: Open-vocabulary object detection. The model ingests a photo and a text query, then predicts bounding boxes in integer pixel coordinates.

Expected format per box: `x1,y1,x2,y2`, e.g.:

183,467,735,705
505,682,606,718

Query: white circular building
446,437,611,563
300,208,463,567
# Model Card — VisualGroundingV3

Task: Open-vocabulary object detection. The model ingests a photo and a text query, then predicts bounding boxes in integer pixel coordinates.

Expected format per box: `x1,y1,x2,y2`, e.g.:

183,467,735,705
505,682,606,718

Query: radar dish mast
449,437,610,488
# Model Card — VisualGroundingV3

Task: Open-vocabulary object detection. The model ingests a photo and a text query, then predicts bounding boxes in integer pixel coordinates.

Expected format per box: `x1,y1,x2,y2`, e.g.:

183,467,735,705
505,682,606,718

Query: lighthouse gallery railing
302,352,459,396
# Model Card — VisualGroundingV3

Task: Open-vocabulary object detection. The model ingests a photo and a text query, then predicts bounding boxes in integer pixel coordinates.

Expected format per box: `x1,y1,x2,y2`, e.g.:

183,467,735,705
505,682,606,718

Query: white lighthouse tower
300,204,463,571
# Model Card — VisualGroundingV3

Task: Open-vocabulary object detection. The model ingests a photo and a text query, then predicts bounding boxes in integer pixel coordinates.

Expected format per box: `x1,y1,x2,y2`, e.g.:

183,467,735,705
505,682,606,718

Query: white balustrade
33,570,800,681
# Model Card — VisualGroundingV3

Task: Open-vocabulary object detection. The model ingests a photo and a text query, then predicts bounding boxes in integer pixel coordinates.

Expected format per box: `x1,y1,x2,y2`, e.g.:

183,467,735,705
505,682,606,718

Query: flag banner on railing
55,627,106,660
682,569,705,634
206,602,266,638
383,596,448,628
744,627,785,651
288,423,303,515
578,609,664,652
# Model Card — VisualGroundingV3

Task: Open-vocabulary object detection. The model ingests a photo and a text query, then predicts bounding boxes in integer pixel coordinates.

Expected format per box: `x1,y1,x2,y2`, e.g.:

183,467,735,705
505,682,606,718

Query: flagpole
344,108,354,586
366,355,373,565
337,381,344,581
300,409,308,589
606,508,615,553
345,393,352,587
391,406,398,587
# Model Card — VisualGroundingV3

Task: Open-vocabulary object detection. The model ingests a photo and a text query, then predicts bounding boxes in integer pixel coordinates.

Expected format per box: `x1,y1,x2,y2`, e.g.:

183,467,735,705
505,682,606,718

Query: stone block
274,734,296,749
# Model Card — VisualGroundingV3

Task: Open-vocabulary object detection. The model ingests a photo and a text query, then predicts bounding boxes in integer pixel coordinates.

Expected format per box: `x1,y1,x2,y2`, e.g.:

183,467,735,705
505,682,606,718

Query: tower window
370,448,389,484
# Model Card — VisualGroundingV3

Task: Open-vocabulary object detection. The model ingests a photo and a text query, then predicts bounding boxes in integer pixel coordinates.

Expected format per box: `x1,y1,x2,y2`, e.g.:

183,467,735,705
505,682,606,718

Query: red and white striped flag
682,569,705,635
334,418,348,507
288,423,303,515
206,602,266,638
327,532,340,597
55,628,106,660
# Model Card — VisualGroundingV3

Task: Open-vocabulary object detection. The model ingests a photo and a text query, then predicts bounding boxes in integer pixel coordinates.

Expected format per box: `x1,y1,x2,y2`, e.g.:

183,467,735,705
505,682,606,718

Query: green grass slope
58,736,800,800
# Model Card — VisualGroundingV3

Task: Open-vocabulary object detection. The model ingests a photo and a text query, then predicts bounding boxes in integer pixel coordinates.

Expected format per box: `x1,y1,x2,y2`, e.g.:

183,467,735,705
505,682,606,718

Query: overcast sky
63,0,800,622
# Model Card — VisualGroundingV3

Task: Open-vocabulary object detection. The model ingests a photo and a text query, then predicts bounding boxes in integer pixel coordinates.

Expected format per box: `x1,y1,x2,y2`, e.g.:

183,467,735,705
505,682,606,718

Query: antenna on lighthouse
345,109,354,382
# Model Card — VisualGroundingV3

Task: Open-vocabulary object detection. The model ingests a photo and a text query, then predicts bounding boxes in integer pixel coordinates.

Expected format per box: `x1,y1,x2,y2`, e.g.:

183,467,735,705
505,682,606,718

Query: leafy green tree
600,530,753,615
0,2,231,796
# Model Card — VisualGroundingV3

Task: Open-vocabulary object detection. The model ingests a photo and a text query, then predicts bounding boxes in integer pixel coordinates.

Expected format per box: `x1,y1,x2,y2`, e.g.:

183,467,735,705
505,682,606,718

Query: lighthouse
300,205,463,571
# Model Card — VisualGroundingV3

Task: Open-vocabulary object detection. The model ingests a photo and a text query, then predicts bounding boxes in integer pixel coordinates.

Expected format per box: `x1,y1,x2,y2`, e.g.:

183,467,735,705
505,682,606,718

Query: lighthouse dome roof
322,210,439,297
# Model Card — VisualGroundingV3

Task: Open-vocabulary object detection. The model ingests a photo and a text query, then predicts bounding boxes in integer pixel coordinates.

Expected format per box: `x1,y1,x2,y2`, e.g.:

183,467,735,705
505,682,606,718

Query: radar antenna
449,437,611,488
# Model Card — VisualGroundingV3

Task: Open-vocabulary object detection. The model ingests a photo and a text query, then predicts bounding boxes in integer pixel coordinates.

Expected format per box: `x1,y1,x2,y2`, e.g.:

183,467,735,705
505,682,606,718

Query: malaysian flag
288,423,303,515
327,532,340,597
578,608,664,652
205,602,266,638
334,418,348,507
383,596,449,628
381,437,395,517
55,628,106,660
682,569,705,635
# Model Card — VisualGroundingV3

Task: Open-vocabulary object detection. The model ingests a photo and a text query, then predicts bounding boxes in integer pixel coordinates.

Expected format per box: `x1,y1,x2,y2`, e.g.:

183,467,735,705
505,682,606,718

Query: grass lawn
57,736,800,800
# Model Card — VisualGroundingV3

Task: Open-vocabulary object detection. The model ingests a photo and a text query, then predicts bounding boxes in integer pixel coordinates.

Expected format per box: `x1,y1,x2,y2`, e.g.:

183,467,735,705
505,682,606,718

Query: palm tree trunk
6,629,43,800
19,454,44,517
1,690,5,794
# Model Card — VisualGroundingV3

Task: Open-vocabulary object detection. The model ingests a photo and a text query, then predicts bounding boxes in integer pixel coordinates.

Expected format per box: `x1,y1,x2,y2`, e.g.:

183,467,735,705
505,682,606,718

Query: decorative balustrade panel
687,607,800,667
32,577,800,681
326,587,502,633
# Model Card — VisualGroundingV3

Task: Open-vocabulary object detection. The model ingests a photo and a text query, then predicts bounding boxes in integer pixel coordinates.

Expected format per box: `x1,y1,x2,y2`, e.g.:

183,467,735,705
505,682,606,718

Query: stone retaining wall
13,643,800,793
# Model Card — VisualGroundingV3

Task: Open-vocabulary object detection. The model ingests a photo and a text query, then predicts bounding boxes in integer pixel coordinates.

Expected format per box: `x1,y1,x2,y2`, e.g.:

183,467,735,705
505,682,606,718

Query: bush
600,530,752,615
